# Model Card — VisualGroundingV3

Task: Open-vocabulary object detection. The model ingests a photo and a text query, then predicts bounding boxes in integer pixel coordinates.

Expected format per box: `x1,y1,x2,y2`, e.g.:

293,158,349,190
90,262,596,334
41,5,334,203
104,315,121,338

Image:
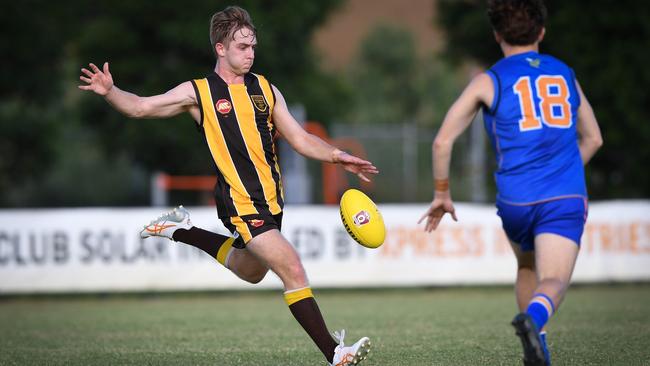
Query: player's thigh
510,239,535,269
246,229,306,280
221,213,283,277
534,233,579,283
534,197,585,281
497,202,535,251
222,213,283,246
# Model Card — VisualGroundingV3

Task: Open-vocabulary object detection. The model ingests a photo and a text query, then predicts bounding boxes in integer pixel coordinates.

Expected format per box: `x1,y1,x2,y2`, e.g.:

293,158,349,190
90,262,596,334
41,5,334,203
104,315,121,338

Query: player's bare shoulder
170,81,199,106
172,80,201,123
269,84,291,122
270,84,287,108
470,72,495,108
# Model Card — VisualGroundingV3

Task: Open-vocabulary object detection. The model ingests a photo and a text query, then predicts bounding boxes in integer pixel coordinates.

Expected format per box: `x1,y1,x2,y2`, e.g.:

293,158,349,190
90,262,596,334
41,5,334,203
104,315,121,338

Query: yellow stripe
284,287,313,306
216,237,235,266
230,216,253,243
255,75,277,146
229,83,281,214
274,160,284,207
255,74,275,111
194,79,254,216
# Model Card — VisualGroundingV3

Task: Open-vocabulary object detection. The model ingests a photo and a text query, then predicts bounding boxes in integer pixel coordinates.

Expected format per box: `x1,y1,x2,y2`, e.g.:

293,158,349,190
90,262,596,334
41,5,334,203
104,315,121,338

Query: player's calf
228,254,269,284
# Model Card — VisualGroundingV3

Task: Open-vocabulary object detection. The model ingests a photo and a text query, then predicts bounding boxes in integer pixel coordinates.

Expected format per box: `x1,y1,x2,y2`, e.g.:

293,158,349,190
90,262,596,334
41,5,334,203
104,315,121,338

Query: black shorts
222,213,283,248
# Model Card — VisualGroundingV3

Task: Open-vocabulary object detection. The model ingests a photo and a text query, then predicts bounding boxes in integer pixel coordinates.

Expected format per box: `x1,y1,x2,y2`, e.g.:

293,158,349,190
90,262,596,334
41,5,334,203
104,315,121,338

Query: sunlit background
1,1,649,364
3,0,647,207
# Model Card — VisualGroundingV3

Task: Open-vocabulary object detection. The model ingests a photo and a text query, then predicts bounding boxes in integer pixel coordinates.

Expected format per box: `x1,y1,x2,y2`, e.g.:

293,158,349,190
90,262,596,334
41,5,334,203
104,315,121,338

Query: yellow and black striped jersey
191,72,284,218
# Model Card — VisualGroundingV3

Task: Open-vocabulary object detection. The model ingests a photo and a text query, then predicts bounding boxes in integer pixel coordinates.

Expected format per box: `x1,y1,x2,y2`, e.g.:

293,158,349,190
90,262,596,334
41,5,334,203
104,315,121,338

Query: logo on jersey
248,219,265,228
250,95,268,112
526,58,541,68
352,210,370,227
215,99,232,114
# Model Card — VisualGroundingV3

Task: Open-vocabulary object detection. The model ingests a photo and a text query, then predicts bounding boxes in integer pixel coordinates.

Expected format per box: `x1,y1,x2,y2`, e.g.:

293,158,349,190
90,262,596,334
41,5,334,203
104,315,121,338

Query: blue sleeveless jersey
483,52,586,204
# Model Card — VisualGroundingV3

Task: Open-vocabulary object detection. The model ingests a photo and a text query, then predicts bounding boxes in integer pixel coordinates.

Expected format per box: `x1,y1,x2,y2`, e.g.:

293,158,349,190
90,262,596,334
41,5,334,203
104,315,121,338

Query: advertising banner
1,201,648,293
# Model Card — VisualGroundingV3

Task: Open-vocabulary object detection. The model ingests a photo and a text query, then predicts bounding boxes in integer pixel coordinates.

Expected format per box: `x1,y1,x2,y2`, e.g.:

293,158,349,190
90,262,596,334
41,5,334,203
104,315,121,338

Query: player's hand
332,150,379,182
418,194,458,232
78,62,114,96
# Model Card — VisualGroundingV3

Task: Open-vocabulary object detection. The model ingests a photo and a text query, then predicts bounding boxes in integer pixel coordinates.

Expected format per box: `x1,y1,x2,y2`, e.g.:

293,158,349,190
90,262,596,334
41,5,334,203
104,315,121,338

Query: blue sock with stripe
540,331,551,365
526,293,555,330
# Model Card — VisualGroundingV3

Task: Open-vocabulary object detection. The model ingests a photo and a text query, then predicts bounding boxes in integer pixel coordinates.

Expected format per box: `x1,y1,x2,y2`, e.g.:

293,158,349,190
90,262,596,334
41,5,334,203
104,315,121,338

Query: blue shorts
496,197,588,252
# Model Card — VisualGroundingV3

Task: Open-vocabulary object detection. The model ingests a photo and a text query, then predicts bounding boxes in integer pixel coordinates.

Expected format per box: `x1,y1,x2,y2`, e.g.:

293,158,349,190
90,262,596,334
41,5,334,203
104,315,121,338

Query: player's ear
537,27,546,42
215,43,226,57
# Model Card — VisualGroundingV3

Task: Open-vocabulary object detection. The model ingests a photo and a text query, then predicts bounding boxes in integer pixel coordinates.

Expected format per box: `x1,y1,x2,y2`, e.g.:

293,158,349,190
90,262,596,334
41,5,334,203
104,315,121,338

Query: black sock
172,227,231,257
288,296,338,362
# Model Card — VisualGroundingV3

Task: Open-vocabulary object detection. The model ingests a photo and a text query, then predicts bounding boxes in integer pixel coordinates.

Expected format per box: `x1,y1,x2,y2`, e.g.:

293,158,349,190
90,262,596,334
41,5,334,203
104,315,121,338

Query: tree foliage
347,25,464,127
348,26,419,124
0,0,343,207
438,0,650,198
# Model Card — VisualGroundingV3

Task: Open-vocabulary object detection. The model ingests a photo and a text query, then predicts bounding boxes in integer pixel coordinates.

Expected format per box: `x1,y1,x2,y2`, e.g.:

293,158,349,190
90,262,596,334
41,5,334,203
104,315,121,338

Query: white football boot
330,329,371,366
140,205,192,240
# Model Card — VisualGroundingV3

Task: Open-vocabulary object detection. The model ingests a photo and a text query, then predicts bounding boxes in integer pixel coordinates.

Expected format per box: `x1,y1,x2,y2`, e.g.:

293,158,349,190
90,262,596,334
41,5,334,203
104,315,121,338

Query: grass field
1,284,649,365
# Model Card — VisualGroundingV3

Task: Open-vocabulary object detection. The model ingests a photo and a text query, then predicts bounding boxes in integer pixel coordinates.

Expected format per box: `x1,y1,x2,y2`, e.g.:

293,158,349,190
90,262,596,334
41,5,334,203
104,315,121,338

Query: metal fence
280,117,493,204
151,116,495,206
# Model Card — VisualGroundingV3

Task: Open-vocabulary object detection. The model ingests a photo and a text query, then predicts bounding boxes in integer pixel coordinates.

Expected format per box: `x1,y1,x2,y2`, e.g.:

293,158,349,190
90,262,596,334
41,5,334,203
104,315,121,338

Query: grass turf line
0,284,649,365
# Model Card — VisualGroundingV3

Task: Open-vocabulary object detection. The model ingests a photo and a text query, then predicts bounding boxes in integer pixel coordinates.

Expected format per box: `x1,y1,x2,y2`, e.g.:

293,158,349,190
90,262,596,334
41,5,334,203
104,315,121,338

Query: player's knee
540,277,569,292
284,261,308,284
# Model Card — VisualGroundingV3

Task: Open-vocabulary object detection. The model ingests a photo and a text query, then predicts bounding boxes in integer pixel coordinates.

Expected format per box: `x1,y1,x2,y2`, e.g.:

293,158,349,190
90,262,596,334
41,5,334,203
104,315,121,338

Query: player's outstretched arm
575,80,603,165
79,62,197,119
272,85,378,182
419,73,492,231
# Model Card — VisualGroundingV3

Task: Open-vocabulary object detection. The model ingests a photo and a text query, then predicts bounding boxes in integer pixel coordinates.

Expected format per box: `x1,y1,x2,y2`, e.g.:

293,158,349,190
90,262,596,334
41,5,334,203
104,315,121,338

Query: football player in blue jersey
419,0,602,365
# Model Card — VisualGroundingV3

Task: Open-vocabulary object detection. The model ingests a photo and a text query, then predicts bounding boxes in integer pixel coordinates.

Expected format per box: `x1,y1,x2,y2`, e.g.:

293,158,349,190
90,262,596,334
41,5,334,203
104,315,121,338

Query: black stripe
248,76,284,210
207,73,271,216
214,168,236,218
199,124,238,218
486,69,502,115
190,80,204,129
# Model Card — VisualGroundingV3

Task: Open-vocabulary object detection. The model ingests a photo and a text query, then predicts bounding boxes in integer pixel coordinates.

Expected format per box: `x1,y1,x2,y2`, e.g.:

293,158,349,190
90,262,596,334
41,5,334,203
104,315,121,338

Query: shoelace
333,329,346,348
